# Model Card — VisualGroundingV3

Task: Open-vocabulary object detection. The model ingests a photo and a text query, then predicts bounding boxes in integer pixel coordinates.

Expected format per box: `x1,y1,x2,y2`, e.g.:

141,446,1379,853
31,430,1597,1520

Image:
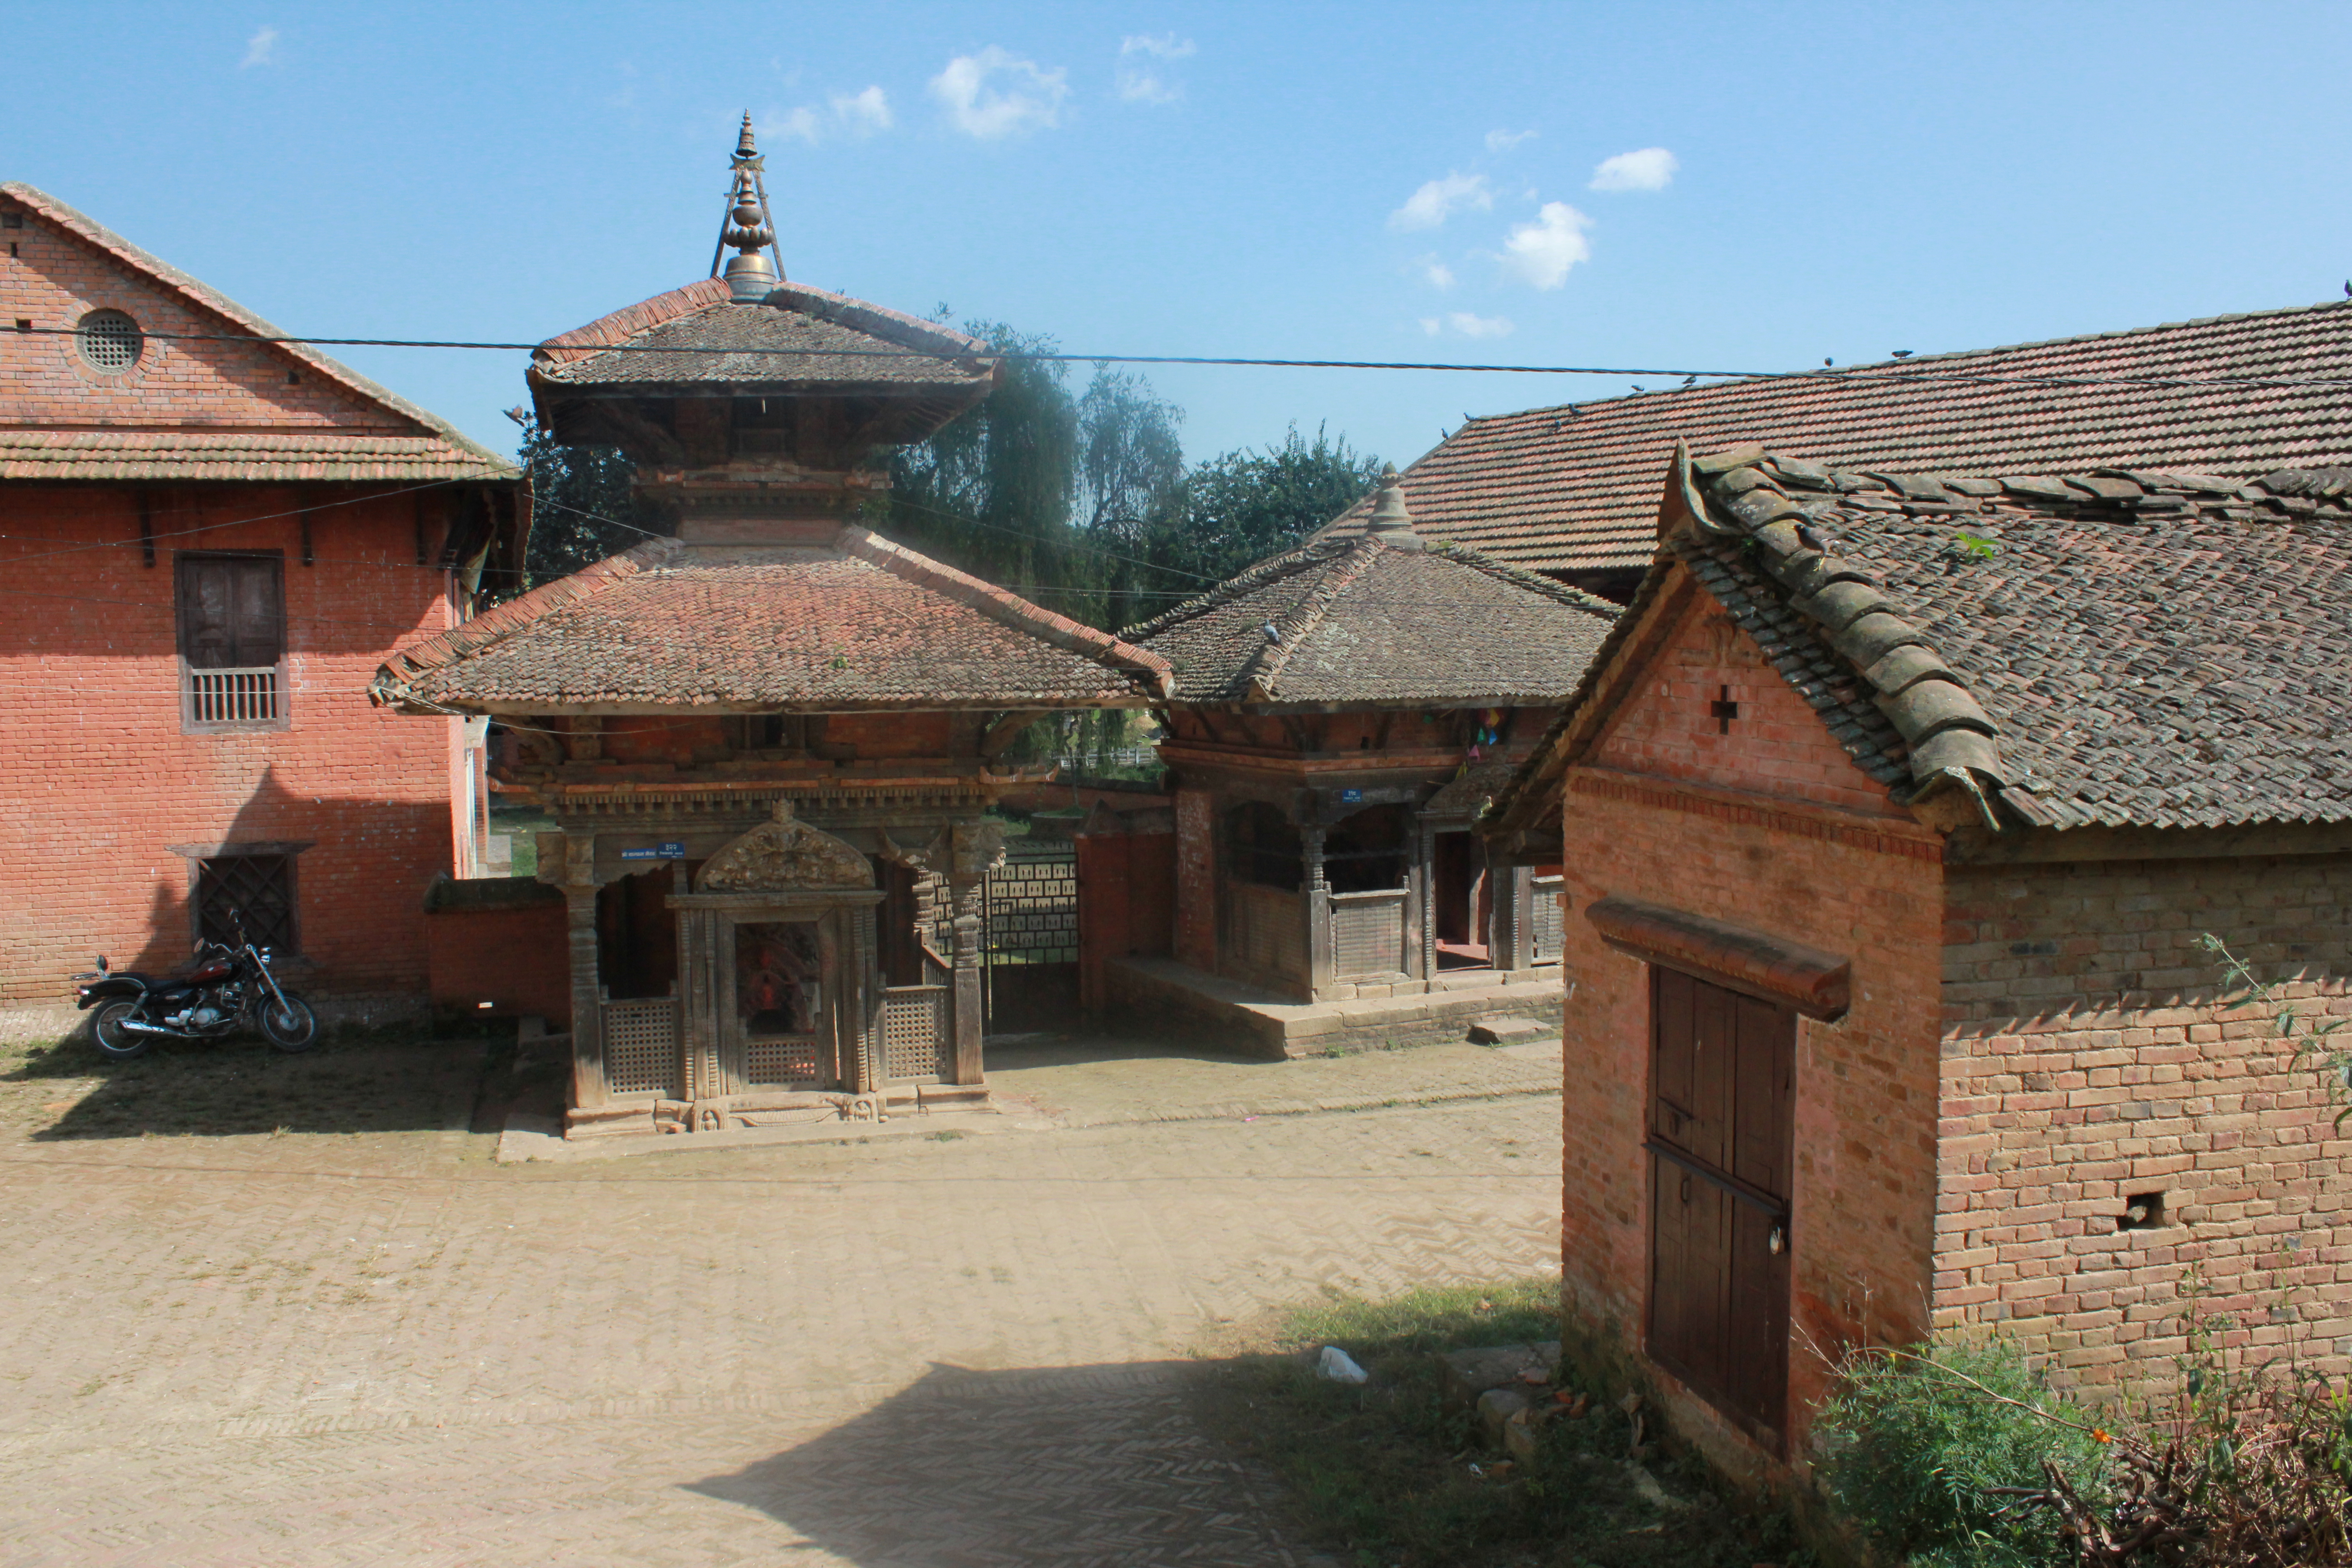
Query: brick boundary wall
1936,854,2352,1387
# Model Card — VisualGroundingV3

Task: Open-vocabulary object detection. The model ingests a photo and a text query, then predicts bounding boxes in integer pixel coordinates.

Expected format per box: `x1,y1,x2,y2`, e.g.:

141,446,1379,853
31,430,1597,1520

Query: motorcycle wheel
90,1000,153,1061
259,993,319,1053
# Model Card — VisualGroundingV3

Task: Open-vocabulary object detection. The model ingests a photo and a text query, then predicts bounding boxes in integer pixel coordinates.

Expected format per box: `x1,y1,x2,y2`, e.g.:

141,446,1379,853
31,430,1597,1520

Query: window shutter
177,556,283,669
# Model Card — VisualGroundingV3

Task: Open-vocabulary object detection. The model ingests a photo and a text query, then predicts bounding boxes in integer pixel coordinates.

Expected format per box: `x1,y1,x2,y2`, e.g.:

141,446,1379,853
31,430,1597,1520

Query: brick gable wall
1588,592,1912,821
1553,608,1947,1472
0,485,461,1000
0,197,405,435
1936,853,2352,1386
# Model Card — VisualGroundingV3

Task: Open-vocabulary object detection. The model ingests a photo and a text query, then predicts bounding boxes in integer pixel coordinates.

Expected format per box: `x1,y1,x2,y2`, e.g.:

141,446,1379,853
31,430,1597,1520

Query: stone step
1469,1016,1553,1045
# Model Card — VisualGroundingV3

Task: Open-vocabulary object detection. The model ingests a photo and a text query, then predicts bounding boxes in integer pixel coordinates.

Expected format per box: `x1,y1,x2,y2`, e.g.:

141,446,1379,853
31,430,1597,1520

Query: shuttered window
176,553,286,729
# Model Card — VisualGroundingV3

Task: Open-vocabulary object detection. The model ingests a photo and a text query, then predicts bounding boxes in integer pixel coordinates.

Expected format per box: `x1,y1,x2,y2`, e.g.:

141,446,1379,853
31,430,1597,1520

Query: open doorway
1431,831,1493,970
595,865,682,1000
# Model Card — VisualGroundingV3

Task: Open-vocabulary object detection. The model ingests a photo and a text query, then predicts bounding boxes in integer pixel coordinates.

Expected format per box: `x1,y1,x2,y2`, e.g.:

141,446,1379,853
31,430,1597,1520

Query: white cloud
1588,147,1678,192
1485,128,1537,153
1388,172,1493,233
768,87,893,146
240,24,277,68
832,86,892,135
1417,255,1456,290
931,47,1069,139
1498,201,1592,289
1420,312,1515,338
1117,33,1195,103
1447,312,1515,339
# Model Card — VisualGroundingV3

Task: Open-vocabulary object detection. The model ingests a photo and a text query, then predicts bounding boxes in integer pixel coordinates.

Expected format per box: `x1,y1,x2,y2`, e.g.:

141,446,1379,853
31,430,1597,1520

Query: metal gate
982,837,1078,1031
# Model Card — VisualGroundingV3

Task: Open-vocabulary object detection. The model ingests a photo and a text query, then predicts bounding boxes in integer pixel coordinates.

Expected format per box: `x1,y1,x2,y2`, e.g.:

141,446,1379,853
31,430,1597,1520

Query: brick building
0,183,524,1005
1482,444,2352,1480
1093,470,1618,1053
1318,300,2352,601
371,122,1170,1138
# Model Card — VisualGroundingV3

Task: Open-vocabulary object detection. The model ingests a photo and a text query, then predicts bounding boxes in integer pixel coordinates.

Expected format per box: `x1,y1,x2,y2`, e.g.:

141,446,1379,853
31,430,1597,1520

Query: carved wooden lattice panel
982,843,1077,965
882,985,950,1081
603,998,678,1097
744,1036,822,1086
1332,893,1406,978
1228,882,1306,980
1531,874,1565,962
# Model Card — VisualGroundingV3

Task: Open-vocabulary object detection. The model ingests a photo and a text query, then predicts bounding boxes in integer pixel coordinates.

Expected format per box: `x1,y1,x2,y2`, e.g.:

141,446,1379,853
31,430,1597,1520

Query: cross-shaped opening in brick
1709,684,1740,735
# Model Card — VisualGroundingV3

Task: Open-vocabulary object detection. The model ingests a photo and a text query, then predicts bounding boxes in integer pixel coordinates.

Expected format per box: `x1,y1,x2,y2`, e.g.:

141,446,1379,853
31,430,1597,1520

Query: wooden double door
1646,968,1795,1448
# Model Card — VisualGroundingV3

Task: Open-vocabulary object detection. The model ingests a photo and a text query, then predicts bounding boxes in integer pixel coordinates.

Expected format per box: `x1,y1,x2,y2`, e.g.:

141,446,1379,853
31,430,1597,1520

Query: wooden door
1646,968,1795,1446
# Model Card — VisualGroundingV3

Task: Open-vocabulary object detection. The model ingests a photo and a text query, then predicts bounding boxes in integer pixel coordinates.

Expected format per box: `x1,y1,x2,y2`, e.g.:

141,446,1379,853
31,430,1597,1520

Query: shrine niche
698,804,874,893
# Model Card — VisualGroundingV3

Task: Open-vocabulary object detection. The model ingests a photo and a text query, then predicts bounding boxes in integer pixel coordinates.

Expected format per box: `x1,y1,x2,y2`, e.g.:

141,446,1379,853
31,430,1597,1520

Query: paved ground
0,1025,1562,1567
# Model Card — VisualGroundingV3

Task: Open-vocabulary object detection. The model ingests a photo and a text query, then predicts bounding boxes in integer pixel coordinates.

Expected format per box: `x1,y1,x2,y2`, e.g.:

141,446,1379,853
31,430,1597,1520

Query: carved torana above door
698,802,875,892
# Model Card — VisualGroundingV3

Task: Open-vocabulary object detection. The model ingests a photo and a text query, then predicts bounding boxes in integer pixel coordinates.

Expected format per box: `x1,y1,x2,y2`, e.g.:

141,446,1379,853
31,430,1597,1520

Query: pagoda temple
372,120,1169,1137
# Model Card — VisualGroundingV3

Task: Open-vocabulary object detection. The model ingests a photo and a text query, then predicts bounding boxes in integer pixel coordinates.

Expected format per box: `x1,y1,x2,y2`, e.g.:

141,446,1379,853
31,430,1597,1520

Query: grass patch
1195,1279,1805,1568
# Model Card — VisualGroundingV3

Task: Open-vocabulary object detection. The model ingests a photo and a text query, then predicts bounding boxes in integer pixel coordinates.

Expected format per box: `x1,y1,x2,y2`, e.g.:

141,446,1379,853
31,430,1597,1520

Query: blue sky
8,1,2352,471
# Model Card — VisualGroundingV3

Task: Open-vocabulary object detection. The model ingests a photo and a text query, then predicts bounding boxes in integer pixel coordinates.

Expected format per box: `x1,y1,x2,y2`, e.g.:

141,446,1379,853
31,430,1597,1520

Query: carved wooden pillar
1411,821,1436,985
566,883,605,1109
853,902,881,1094
1490,865,1535,974
946,821,1003,1086
1302,824,1333,1000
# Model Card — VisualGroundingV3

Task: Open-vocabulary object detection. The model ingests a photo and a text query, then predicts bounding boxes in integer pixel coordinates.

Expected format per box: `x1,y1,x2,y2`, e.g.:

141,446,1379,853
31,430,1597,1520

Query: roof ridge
1243,536,1385,699
368,536,680,707
532,278,734,370
1116,537,1354,641
839,527,1173,698
1427,541,1623,618
0,182,516,478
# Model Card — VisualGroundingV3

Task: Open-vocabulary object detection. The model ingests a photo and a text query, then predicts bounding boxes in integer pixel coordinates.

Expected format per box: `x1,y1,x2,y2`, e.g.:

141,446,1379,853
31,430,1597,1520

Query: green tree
1148,423,1385,593
514,416,672,588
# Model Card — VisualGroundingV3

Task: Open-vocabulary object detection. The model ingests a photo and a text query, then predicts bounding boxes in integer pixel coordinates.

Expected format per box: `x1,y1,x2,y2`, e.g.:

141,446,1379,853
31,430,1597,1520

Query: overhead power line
17,323,2352,391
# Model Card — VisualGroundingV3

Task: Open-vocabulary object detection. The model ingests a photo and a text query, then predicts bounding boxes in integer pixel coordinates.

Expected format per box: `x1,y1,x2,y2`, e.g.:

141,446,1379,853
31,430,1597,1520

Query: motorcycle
71,910,319,1060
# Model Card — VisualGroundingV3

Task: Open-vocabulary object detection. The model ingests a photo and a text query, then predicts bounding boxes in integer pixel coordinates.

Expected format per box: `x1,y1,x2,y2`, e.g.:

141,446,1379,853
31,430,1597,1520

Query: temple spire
1365,464,1425,551
711,112,782,301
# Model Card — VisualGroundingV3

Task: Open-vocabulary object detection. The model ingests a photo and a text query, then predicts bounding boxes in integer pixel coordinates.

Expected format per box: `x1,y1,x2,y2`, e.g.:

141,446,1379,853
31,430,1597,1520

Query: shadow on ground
688,1359,1315,1568
2,1024,497,1141
984,1031,1279,1072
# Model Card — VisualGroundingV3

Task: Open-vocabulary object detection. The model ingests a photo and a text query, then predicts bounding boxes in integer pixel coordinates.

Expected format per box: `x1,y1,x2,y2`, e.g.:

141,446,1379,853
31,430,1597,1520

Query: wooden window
194,852,297,954
1646,967,1795,1449
1224,801,1302,891
176,553,286,730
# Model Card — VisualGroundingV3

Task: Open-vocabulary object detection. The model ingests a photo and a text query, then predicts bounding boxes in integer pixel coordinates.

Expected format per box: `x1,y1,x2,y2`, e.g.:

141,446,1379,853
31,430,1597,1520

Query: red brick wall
1937,853,2352,1388
426,902,571,1025
1555,604,1948,1472
1075,830,1176,1009
2,193,400,433
0,485,461,1000
1590,592,1911,820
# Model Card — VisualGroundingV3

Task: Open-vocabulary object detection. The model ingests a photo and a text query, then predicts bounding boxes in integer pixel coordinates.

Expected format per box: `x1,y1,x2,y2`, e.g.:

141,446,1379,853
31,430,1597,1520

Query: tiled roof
370,526,1172,714
1122,532,1618,707
531,278,998,392
0,430,514,484
0,183,518,484
1320,300,2352,575
1490,446,2352,836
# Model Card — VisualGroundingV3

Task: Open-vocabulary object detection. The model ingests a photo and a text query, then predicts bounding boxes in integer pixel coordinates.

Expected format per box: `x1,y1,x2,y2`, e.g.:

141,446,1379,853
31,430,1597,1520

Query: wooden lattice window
1224,801,1302,891
194,852,297,954
177,553,286,730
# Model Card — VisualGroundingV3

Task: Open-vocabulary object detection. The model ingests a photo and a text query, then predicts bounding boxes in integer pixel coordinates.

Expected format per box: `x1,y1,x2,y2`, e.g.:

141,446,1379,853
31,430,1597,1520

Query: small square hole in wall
2117,1191,2166,1231
13,320,29,333
1,213,23,229
286,372,299,385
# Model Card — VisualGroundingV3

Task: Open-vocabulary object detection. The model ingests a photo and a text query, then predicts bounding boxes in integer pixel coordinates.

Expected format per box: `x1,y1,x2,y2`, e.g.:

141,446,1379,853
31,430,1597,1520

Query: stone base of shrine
1101,955,1563,1059
562,1082,994,1141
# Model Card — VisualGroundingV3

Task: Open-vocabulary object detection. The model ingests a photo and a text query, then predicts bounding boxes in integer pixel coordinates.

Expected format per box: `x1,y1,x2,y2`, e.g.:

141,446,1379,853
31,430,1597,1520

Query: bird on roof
1892,350,1914,358
2343,280,2350,299
1681,375,1697,386
1262,622,1281,644
1823,358,1833,367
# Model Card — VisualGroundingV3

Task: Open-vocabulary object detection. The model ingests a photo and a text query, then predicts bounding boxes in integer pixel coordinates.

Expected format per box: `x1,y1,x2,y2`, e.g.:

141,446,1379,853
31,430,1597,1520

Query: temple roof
1487,447,2352,838
370,525,1172,715
1124,480,1618,709
1317,299,2352,578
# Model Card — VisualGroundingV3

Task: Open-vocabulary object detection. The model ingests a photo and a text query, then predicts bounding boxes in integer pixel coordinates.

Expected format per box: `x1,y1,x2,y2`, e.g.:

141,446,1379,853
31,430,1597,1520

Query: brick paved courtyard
0,1033,1561,1566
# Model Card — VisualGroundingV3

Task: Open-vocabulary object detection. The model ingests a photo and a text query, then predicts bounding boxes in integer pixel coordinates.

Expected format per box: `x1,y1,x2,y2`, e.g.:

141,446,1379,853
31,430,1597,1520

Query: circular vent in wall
77,309,143,372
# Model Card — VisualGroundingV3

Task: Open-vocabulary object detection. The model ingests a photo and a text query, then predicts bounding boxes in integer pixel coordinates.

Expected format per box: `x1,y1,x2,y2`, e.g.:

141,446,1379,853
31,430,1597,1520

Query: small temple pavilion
1102,472,1618,1050
371,121,1170,1137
